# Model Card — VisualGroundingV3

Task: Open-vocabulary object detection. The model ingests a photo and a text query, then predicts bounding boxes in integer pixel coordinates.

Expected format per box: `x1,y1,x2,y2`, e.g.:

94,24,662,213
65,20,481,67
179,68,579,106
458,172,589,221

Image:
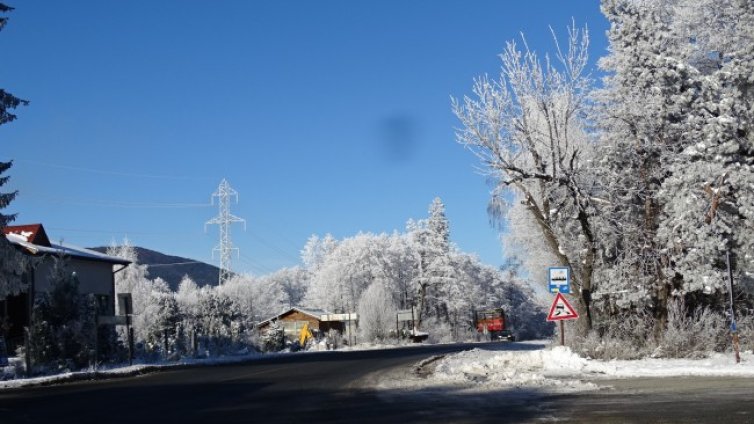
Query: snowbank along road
2,342,754,423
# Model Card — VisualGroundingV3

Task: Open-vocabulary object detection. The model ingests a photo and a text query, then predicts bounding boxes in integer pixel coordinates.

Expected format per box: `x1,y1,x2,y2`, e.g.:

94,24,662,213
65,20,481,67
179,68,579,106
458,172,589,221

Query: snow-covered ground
0,352,265,389
376,342,754,394
0,341,413,389
6,342,754,393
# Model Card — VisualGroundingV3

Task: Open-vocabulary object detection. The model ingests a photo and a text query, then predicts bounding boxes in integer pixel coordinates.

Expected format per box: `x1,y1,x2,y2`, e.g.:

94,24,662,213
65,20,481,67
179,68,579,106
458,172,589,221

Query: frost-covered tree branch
453,23,599,332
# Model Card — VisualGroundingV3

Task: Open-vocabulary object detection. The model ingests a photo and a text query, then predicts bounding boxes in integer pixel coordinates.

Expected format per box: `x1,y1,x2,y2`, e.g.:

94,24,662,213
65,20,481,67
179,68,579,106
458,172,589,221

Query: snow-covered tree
406,198,458,329
107,238,150,314
301,234,338,273
195,285,243,353
655,0,754,300
265,266,309,308
357,282,397,341
453,23,598,332
304,233,383,313
376,232,418,309
593,0,697,333
593,0,754,336
301,205,548,342
174,276,202,354
250,273,289,320
139,278,179,356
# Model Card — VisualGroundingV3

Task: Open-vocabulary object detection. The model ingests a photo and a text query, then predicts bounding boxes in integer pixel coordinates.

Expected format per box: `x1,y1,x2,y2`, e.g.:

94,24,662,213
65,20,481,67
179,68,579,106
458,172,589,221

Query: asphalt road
2,342,754,424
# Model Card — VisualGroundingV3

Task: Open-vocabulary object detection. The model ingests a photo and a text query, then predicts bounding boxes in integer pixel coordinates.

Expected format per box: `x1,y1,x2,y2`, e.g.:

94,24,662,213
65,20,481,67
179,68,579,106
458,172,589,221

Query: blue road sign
548,267,570,294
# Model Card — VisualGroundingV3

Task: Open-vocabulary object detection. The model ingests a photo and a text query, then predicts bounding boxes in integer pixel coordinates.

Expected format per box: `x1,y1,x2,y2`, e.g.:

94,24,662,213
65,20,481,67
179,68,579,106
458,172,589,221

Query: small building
0,224,131,350
257,307,356,340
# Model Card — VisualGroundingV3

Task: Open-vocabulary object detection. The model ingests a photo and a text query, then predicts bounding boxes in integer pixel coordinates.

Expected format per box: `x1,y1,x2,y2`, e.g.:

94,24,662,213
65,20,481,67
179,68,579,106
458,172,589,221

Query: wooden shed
257,307,351,340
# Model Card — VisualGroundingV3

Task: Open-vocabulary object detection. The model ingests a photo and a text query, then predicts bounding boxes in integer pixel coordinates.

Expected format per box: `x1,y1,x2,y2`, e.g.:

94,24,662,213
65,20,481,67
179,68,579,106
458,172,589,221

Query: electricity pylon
205,179,246,285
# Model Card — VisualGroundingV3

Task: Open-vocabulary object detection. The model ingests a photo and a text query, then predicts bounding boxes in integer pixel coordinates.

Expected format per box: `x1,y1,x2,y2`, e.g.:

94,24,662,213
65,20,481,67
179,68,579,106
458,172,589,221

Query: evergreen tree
594,0,696,334
0,161,26,299
427,197,450,254
409,198,456,328
0,4,28,299
596,0,754,336
31,256,97,369
656,0,754,300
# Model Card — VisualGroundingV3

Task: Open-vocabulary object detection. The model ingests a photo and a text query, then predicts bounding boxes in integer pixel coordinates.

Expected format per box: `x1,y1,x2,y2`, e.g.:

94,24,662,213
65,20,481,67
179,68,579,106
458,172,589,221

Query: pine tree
656,0,754,300
0,161,25,298
0,4,28,299
411,198,456,328
596,0,754,335
31,255,97,368
427,197,450,254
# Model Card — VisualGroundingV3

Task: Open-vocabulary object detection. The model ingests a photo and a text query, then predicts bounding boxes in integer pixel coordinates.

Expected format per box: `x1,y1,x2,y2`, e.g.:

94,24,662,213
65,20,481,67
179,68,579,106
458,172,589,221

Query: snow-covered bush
568,301,732,360
736,314,754,353
324,329,344,350
568,310,656,360
424,317,454,344
357,282,397,342
655,300,727,358
258,322,285,353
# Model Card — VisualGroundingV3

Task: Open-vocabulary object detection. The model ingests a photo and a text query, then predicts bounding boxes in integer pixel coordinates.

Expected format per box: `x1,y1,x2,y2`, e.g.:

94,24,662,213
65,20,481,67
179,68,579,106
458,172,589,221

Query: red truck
475,308,515,341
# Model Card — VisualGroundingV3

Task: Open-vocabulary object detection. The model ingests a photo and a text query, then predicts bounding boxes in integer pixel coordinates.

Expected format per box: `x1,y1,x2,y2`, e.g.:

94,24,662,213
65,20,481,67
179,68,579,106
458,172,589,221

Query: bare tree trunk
415,283,428,330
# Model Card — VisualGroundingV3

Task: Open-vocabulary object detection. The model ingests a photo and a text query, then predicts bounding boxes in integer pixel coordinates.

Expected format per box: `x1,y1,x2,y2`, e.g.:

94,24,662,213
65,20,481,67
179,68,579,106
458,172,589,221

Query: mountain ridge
90,246,220,290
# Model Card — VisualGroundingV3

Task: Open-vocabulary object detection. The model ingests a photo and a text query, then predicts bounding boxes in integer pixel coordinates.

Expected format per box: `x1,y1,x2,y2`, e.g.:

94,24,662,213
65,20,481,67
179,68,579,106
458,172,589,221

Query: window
96,295,111,316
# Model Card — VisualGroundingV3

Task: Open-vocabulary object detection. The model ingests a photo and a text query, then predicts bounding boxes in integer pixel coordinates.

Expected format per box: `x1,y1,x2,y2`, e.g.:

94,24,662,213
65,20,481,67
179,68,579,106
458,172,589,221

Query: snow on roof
3,224,51,246
49,242,132,265
5,233,131,265
292,306,329,317
257,306,333,327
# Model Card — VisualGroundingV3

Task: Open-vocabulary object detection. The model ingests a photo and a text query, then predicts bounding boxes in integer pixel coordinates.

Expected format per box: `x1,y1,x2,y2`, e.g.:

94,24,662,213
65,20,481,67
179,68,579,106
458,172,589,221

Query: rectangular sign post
548,267,571,294
0,336,8,367
546,292,579,346
118,293,134,366
396,307,417,322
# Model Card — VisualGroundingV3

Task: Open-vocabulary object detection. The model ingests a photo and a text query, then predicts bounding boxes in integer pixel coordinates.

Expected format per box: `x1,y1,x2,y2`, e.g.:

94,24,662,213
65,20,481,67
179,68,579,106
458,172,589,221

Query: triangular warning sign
546,292,579,321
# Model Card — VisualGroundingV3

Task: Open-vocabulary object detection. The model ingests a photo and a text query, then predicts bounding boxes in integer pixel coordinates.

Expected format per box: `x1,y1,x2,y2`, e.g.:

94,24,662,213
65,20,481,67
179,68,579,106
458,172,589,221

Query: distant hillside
90,246,220,290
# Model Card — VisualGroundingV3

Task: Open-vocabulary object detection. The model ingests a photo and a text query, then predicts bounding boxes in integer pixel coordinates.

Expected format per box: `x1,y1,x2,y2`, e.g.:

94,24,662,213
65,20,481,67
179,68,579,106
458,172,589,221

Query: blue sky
2,1,609,275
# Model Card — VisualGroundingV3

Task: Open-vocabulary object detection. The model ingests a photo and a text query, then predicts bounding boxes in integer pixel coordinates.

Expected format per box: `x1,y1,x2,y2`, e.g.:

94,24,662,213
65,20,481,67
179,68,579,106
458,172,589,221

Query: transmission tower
205,179,246,285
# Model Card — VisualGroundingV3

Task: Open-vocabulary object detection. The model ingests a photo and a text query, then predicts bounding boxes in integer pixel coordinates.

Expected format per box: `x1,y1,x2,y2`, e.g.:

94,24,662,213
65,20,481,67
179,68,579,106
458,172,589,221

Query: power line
246,215,304,253
145,261,206,268
16,159,214,181
247,230,301,263
24,195,211,209
237,254,277,275
47,226,202,237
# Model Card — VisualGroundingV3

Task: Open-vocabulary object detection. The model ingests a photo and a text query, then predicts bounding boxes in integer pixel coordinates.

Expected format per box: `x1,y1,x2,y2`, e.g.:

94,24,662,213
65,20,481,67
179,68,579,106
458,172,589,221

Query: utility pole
727,249,740,364
704,174,739,363
205,179,246,285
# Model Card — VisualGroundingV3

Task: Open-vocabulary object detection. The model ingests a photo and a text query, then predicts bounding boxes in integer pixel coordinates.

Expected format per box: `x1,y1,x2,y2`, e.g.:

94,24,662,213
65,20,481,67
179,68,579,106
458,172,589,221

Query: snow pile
428,347,596,392
380,346,754,394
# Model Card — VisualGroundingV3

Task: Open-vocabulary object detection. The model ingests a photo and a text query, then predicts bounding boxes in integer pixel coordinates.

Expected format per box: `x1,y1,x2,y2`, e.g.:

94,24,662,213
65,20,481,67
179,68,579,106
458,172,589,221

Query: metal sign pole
547,292,578,346
727,250,740,364
125,298,133,366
